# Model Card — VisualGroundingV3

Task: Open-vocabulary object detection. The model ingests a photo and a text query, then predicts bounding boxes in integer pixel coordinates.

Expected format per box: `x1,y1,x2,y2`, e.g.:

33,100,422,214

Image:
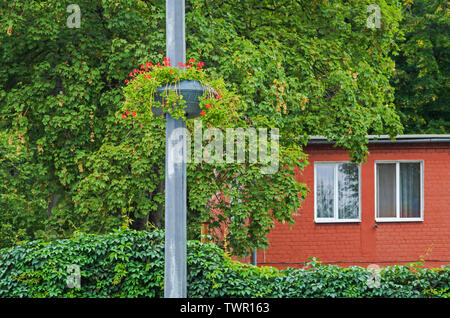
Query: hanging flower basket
152,80,205,119
121,58,222,121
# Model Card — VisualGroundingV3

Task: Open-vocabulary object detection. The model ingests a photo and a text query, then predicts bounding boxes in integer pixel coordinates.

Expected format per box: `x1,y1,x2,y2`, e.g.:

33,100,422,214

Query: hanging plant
121,58,226,122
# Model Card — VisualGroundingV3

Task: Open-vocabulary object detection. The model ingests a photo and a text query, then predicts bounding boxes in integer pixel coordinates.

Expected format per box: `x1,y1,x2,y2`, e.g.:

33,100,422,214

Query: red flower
140,64,145,69
126,109,130,115
206,104,211,109
216,94,222,99
197,61,204,69
129,72,133,78
124,79,129,83
132,112,136,117
122,114,126,119
164,57,171,67
200,111,206,116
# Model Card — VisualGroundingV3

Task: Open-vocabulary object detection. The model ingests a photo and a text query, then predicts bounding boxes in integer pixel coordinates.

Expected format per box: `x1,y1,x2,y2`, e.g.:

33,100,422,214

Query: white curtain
338,163,359,219
400,163,421,218
377,163,396,218
316,164,334,218
317,163,359,219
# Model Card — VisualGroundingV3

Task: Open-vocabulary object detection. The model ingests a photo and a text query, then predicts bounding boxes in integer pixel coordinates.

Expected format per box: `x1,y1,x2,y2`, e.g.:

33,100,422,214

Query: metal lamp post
164,0,187,298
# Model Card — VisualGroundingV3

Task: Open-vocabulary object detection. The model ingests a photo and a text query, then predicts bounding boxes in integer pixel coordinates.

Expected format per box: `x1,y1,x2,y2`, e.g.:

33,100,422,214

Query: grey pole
164,0,187,298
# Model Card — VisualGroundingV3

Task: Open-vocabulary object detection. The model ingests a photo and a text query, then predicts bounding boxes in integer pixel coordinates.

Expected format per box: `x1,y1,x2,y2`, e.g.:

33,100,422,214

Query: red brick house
254,135,450,269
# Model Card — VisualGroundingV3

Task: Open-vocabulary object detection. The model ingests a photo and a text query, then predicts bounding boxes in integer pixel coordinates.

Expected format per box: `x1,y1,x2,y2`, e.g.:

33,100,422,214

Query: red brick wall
256,142,450,269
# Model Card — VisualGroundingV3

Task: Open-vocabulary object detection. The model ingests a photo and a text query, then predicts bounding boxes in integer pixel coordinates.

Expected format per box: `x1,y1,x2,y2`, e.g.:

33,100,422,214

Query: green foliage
393,0,449,133
0,129,47,247
186,0,404,160
0,229,448,298
0,229,165,297
0,0,406,253
0,0,167,244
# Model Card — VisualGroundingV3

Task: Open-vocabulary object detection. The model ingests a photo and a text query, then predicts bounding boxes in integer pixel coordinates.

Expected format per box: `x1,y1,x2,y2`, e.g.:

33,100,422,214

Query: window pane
338,163,359,219
377,163,396,218
400,163,421,218
316,164,334,218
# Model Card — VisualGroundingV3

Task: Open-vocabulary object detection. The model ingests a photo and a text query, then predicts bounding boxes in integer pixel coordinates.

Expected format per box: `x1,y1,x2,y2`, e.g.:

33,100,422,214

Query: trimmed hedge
0,229,448,298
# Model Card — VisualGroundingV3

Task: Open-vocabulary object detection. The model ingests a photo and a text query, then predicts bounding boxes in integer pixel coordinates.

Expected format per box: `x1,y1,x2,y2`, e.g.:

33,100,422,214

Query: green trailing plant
122,58,221,120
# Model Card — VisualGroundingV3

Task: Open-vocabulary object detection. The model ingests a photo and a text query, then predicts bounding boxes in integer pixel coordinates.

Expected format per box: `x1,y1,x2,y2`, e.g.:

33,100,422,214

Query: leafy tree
392,0,449,133
0,0,166,245
0,130,47,247
186,0,403,161
0,0,403,254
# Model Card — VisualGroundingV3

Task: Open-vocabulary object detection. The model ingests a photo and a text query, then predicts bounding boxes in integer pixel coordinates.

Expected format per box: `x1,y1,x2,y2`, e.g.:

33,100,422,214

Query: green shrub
0,229,448,298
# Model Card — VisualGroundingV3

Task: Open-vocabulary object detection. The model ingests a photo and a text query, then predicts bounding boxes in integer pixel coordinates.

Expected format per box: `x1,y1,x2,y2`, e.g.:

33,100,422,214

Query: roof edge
308,134,450,144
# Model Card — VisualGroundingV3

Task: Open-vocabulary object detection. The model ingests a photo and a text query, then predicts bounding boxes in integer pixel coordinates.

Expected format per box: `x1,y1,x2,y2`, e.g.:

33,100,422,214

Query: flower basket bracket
152,80,205,119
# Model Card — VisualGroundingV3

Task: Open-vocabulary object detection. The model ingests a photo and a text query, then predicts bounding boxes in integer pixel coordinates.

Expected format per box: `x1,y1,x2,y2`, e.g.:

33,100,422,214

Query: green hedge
0,229,448,298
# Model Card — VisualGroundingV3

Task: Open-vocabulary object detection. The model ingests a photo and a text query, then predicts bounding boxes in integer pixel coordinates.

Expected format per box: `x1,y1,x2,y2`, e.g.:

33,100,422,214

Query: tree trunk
130,214,149,231
47,193,61,219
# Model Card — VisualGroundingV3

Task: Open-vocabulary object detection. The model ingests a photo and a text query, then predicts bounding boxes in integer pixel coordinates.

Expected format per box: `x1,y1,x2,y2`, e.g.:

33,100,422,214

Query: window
314,162,360,222
375,161,423,222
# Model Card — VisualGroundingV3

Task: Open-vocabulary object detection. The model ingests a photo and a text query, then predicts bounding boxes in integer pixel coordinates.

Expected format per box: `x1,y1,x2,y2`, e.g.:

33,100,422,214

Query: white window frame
314,161,361,223
374,160,424,223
